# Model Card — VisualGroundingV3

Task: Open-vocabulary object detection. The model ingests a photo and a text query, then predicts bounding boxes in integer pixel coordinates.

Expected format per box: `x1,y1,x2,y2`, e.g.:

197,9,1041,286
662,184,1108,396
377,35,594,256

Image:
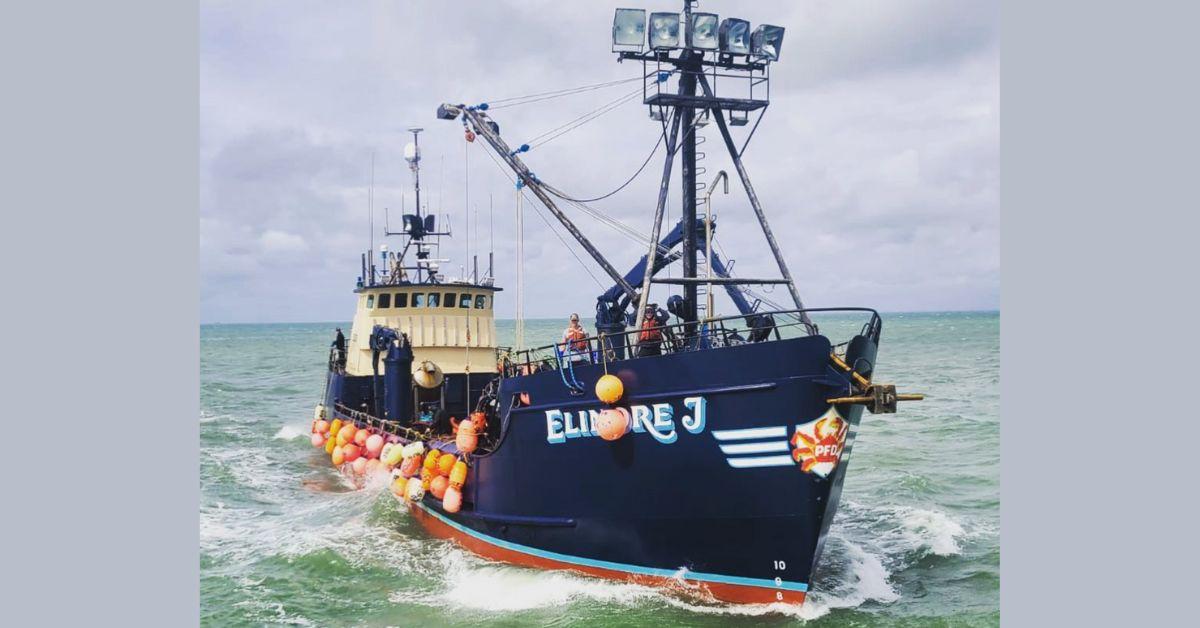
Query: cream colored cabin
344,283,500,377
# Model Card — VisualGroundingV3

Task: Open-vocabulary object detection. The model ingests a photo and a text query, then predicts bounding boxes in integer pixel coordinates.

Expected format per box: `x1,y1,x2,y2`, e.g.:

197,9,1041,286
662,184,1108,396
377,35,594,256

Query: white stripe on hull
726,455,795,468
718,441,790,455
712,426,788,441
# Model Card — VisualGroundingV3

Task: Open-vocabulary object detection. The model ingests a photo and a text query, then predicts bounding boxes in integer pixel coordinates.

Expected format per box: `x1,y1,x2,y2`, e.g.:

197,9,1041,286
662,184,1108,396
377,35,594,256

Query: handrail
499,307,880,378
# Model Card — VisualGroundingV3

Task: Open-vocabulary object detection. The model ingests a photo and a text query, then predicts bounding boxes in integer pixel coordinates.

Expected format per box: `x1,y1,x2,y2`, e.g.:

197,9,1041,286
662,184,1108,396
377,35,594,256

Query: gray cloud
201,0,998,322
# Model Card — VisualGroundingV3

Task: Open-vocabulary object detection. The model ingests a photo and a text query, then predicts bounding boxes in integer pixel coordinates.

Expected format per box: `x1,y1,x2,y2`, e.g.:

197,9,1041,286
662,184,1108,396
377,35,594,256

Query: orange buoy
324,436,337,454
456,420,478,454
443,485,462,513
420,467,434,490
354,429,370,447
314,419,330,434
437,452,456,477
331,446,345,466
337,424,357,446
430,475,449,500
405,477,425,502
399,456,421,478
470,411,488,433
595,374,624,404
449,459,468,489
596,407,630,441
423,450,441,471
342,443,362,463
351,456,368,475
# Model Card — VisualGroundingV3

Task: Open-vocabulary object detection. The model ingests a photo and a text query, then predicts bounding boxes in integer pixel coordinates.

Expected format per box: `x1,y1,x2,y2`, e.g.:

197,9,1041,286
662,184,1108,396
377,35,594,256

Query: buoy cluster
309,405,475,514
594,374,631,441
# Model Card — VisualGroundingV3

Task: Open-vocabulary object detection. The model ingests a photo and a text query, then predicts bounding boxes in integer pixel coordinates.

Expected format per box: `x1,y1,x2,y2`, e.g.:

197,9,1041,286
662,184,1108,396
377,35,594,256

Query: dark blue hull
422,331,876,602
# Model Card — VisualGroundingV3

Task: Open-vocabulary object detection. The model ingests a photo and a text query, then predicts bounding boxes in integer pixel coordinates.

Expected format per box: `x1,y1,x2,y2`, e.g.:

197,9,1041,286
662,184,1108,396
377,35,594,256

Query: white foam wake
273,424,309,441
894,506,968,556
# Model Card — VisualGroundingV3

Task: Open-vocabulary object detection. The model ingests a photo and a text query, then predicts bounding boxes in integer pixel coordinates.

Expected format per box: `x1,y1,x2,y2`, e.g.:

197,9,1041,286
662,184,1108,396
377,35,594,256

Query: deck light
612,9,646,49
689,12,719,50
648,12,680,50
751,24,785,61
718,18,751,55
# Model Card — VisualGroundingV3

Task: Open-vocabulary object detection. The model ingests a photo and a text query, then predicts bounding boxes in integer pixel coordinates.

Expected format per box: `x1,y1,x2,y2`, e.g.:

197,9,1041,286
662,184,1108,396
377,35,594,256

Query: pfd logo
790,407,849,478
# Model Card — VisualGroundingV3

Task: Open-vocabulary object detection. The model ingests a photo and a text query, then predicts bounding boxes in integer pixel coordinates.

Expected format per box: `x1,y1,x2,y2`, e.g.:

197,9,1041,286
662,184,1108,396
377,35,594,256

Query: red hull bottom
409,502,807,606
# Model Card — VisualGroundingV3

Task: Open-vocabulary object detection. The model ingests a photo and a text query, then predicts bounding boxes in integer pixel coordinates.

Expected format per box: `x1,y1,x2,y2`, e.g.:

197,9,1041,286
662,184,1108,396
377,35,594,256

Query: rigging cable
473,141,607,292
485,76,642,110
527,86,645,148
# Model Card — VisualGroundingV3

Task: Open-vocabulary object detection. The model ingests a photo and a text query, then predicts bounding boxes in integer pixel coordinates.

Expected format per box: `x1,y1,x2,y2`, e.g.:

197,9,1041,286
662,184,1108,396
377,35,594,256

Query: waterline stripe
719,441,790,455
712,426,787,441
726,455,796,468
414,502,808,592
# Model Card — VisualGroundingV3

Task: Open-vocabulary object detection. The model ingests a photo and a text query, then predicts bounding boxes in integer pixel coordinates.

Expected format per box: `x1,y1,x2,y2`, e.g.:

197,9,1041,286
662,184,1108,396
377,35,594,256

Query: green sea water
200,312,999,626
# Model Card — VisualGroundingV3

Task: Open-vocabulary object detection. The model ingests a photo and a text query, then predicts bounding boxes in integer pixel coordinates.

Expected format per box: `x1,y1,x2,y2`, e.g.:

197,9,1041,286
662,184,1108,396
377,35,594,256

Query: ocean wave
273,424,310,441
894,506,968,557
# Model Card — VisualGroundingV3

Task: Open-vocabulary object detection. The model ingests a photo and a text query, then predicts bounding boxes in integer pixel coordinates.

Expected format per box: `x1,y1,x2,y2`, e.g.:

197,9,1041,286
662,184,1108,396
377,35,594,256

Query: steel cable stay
484,76,642,110
473,142,607,290
527,87,645,148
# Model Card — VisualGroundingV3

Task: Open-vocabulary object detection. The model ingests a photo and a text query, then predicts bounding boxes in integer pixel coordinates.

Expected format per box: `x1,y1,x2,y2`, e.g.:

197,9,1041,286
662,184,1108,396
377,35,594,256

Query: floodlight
718,18,751,55
751,24,785,61
612,9,646,48
689,12,719,50
648,12,680,50
403,142,420,163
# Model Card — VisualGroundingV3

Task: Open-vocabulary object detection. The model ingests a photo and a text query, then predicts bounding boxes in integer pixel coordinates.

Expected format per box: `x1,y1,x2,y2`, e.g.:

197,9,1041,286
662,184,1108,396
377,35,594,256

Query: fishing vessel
309,1,921,605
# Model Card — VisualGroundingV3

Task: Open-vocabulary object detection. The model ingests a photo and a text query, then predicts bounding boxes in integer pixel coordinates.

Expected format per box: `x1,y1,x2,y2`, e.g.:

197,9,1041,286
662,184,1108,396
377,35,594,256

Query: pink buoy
365,458,383,476
455,420,478,454
365,434,385,459
351,456,368,475
443,485,462,513
430,475,449,500
597,407,631,441
342,443,362,463
354,429,370,447
310,433,325,448
314,420,330,435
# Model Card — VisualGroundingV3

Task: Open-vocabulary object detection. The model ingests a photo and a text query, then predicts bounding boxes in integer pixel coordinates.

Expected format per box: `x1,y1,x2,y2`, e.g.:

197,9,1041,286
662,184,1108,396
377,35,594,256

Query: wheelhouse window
366,295,375,308
474,295,488,309
378,293,391,309
413,293,426,307
394,293,408,308
443,292,457,308
427,293,440,307
459,294,473,308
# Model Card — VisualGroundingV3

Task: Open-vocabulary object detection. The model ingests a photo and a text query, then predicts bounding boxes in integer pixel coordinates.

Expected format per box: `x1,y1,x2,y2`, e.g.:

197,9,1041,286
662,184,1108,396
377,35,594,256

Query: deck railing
498,307,880,379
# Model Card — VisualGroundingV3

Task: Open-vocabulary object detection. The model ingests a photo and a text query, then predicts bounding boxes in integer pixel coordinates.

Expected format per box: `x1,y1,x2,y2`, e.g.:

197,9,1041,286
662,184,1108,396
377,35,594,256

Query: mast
409,128,423,220
679,3,700,330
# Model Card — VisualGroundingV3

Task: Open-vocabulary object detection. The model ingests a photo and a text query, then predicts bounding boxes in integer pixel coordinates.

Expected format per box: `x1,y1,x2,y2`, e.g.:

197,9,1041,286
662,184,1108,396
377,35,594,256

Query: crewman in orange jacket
637,304,665,357
563,313,589,362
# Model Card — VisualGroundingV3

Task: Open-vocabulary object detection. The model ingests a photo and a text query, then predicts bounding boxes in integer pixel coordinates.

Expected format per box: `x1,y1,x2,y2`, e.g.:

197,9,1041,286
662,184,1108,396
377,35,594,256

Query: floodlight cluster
612,7,784,61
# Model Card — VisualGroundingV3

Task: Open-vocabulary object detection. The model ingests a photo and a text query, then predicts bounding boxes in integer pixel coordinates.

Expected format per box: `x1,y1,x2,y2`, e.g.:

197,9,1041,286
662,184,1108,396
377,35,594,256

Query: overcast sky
200,0,998,323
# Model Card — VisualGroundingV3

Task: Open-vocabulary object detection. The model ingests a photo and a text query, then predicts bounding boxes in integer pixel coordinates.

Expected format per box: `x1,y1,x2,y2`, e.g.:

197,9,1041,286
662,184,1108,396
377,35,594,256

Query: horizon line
199,308,1000,326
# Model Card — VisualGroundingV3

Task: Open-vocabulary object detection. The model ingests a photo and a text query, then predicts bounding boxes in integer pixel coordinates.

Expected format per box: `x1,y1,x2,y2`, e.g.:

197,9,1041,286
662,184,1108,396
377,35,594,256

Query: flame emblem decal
790,407,849,478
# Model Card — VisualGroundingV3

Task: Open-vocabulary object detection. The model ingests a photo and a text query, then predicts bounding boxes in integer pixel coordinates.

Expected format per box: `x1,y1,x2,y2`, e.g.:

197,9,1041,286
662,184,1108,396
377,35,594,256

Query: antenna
369,150,375,283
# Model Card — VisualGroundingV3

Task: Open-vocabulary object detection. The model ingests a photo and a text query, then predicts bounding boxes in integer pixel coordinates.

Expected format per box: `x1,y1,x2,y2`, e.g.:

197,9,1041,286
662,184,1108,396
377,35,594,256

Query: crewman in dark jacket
333,328,347,371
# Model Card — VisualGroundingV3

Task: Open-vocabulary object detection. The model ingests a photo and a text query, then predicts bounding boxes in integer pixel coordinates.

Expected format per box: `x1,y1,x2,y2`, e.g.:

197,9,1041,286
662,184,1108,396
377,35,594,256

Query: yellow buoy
595,374,624,404
450,459,468,489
